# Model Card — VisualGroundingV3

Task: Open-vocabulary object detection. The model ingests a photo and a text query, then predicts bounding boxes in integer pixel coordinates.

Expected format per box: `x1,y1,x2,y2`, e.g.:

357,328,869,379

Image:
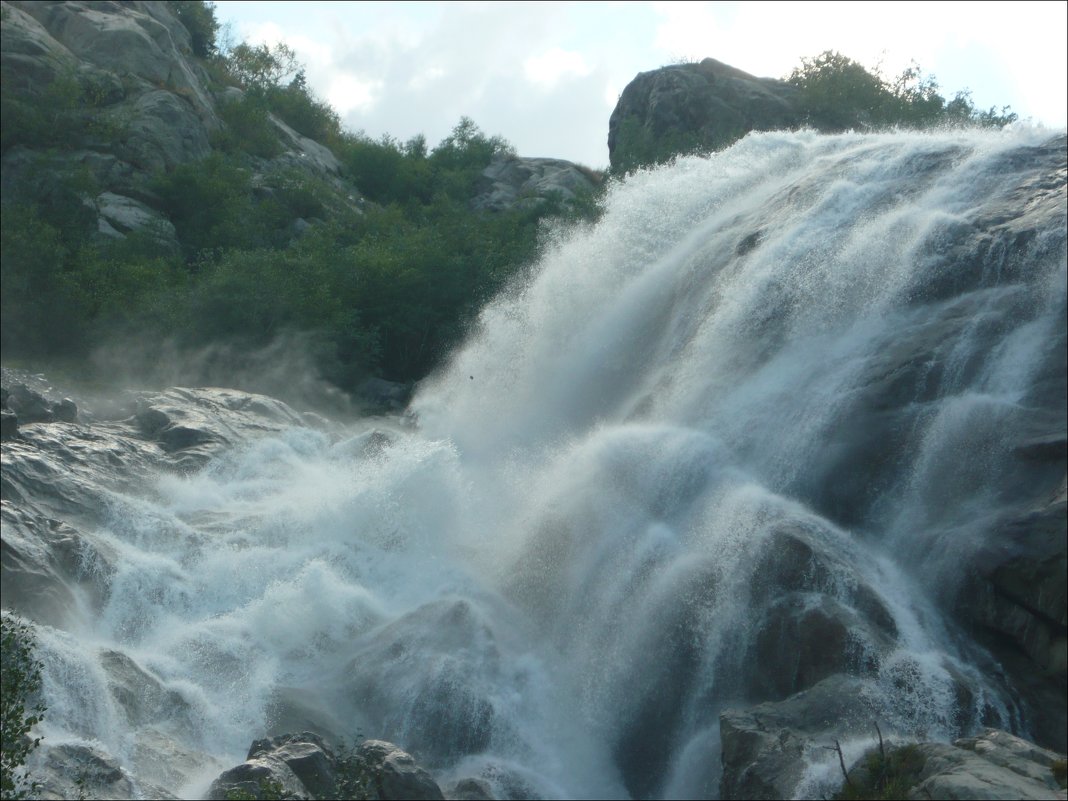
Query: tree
167,1,219,58
0,617,46,800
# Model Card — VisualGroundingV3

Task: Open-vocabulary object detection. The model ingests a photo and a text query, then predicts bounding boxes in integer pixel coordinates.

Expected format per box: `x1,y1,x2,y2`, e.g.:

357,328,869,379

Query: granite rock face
0,0,357,245
471,154,602,212
608,57,802,171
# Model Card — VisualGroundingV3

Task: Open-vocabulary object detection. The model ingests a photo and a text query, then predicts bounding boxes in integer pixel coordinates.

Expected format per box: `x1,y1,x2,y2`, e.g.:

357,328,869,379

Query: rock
607,57,802,171
719,674,879,800
445,777,497,800
0,501,114,628
343,600,504,764
13,0,217,123
132,386,308,468
95,191,178,248
247,733,339,801
29,743,146,801
2,0,364,255
207,735,444,801
843,729,1067,801
99,649,193,730
471,154,602,212
207,752,310,801
356,740,445,801
5,381,56,422
119,88,213,171
0,1,78,88
0,409,17,440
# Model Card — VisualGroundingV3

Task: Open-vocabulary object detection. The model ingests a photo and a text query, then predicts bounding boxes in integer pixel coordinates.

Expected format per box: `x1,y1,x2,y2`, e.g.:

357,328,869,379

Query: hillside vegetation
0,0,597,396
1,2,1017,399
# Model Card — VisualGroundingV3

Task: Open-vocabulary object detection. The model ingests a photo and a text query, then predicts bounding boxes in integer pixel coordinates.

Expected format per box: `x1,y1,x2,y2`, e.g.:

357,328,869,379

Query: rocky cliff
0,0,349,251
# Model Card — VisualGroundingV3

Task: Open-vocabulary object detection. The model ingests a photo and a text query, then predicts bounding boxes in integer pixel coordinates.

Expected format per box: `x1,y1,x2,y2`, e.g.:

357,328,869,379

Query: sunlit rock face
2,128,1065,799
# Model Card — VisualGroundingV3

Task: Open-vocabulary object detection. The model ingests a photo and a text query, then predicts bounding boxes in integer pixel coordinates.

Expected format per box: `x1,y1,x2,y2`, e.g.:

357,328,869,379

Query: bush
0,616,46,800
788,51,1017,131
835,742,926,800
166,1,219,58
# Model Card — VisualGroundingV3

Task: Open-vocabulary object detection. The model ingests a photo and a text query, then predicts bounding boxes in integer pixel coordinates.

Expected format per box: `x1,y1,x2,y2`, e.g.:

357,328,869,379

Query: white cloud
524,47,593,90
407,67,445,91
327,74,380,115
651,1,721,63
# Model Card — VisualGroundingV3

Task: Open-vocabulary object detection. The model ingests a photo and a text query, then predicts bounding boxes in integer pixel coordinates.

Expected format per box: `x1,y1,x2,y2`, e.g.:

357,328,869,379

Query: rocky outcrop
607,57,802,172
0,0,357,247
0,369,323,628
208,734,445,801
471,154,602,212
721,691,1068,801
843,729,1067,801
719,674,881,800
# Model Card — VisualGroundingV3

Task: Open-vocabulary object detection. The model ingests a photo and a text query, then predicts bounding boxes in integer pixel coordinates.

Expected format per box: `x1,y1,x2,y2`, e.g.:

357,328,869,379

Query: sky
214,1,1068,168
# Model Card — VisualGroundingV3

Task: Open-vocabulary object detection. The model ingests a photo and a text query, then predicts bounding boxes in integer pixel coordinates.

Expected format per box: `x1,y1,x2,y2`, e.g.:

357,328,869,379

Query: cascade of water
20,128,1066,799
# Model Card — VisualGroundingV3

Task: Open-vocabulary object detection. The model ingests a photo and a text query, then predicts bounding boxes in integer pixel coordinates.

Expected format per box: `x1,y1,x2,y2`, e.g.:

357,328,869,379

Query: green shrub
0,617,46,800
213,95,283,159
1053,759,1067,789
835,742,927,800
166,0,219,58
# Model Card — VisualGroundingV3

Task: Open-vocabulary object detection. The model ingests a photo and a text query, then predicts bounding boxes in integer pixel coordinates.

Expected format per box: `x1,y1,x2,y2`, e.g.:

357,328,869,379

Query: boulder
208,732,341,800
28,743,157,801
0,501,114,628
0,409,18,440
95,190,178,248
607,57,801,171
356,740,445,801
719,674,879,800
343,599,505,764
471,154,602,212
207,735,444,801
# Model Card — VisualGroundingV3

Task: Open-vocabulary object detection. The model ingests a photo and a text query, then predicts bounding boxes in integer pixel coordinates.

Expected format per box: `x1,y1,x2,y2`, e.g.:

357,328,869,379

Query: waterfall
20,128,1067,799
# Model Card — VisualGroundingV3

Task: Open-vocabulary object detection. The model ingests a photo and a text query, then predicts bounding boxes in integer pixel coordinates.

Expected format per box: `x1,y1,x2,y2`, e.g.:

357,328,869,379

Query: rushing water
24,128,1067,799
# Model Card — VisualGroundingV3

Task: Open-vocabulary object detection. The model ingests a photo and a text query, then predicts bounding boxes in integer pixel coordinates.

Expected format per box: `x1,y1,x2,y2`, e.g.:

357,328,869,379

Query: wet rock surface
208,734,445,801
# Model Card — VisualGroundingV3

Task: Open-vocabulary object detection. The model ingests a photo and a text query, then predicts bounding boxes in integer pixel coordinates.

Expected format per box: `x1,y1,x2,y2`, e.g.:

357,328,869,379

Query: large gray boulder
208,732,338,801
719,674,880,800
207,735,445,801
471,154,602,212
607,57,801,171
356,740,445,801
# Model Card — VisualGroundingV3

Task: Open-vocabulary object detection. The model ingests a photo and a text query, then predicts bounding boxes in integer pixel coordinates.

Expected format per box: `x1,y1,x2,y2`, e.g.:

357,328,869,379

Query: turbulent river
20,128,1068,799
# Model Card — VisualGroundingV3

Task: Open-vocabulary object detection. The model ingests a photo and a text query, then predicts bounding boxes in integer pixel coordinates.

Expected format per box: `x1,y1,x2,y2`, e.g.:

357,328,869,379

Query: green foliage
0,67,126,154
227,42,301,93
0,617,46,800
611,116,712,175
263,74,341,144
223,776,289,801
1053,759,1067,789
167,1,220,58
835,743,927,800
154,153,277,257
788,50,1017,131
0,9,602,391
213,94,284,158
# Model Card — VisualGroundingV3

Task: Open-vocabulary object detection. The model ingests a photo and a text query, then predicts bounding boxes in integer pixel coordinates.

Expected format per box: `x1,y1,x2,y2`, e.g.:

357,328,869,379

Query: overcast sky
214,1,1068,168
